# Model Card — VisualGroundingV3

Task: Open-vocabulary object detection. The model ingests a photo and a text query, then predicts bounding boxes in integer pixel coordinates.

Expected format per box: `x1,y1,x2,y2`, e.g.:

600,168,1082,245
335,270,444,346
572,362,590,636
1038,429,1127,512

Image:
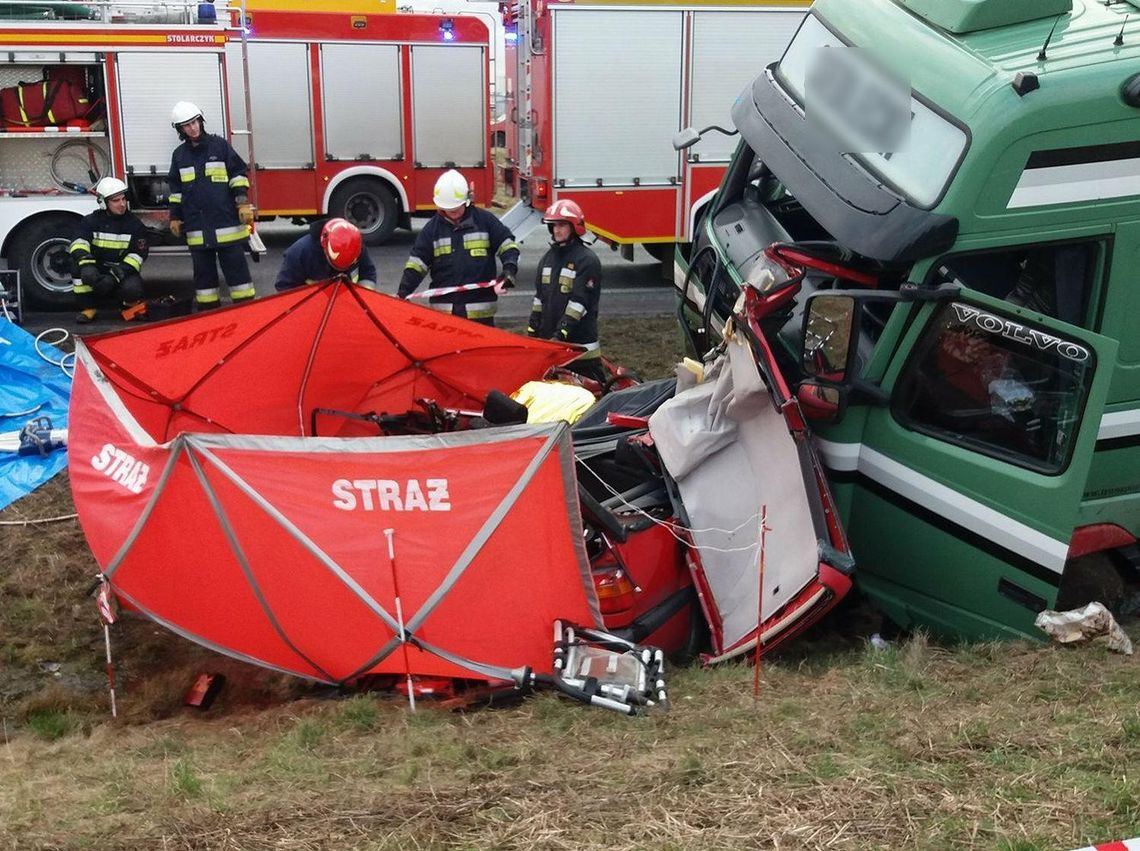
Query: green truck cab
675,0,1140,640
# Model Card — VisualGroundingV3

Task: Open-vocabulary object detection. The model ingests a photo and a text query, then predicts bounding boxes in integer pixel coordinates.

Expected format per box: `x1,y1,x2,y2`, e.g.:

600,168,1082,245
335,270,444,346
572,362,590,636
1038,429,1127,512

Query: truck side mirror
672,127,700,151
802,293,857,383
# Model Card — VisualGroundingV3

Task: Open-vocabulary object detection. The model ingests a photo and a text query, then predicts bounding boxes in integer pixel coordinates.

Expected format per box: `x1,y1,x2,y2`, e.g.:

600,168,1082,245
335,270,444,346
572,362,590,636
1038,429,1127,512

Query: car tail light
593,566,636,617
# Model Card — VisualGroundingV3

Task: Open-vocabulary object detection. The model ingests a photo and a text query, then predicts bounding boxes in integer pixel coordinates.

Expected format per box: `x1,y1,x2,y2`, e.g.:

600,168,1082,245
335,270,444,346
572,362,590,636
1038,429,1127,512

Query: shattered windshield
774,13,969,208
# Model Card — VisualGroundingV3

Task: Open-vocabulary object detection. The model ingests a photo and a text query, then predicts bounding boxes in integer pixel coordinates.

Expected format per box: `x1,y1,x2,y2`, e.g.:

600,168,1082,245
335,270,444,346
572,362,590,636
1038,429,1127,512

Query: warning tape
1068,839,1140,851
406,280,498,301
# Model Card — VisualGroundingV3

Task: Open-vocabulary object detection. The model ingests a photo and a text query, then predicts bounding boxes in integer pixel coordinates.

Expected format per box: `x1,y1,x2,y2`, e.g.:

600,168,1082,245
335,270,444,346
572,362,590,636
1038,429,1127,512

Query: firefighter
167,101,256,311
69,177,149,324
274,218,377,291
527,199,605,382
397,169,519,325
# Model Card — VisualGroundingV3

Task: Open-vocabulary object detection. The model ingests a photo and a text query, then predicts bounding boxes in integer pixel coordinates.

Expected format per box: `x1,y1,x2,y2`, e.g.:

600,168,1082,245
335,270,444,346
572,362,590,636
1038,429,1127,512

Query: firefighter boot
194,288,221,312
75,308,98,324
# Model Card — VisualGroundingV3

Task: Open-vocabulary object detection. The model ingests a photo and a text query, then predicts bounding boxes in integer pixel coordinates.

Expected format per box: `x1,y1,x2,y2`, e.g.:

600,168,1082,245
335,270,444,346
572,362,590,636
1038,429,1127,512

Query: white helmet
170,100,203,129
433,169,470,211
95,176,129,209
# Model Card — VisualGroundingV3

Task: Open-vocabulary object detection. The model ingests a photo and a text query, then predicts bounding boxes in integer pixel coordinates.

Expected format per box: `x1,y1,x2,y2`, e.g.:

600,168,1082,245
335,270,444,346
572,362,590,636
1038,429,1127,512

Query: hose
50,139,109,194
34,327,75,379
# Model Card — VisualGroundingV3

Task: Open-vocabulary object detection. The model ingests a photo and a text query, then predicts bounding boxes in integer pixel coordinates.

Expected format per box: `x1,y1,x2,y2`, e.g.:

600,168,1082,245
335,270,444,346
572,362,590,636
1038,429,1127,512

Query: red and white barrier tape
406,280,498,300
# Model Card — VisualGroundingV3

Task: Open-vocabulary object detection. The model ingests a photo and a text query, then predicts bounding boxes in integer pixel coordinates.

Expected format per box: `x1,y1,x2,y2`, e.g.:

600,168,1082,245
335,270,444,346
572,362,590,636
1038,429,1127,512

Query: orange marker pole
753,506,769,702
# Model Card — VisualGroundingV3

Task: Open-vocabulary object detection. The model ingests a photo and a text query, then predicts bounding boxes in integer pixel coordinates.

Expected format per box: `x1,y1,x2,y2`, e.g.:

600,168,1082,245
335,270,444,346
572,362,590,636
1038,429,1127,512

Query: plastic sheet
1035,602,1133,655
0,319,71,511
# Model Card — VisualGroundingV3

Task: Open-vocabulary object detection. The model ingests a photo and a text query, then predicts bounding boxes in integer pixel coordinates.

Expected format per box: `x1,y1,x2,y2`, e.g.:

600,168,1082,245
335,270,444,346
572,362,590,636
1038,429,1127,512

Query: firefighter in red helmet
274,218,376,291
527,199,605,382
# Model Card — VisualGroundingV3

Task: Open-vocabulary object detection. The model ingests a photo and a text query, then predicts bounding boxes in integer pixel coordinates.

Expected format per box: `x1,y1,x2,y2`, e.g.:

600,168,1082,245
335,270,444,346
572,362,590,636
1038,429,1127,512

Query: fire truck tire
329,178,399,246
8,214,80,311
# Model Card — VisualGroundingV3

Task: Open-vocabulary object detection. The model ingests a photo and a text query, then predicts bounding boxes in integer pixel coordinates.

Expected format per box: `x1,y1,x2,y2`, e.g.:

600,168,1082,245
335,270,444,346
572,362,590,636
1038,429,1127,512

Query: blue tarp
0,319,72,511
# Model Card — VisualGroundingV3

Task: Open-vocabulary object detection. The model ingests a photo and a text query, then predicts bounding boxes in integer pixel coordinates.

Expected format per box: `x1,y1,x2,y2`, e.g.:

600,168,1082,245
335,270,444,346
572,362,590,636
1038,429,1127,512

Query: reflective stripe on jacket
397,207,519,306
168,133,250,249
528,238,602,351
69,208,149,276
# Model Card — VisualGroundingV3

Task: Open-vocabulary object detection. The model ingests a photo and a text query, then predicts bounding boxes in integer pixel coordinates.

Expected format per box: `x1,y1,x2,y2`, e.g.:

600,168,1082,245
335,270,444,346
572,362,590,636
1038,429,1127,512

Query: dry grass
2,318,1139,850
1,637,1138,850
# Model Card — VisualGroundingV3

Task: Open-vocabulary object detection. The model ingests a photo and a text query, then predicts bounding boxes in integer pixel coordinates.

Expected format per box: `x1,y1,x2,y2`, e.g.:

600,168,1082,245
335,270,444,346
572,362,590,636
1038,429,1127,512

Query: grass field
2,316,1138,850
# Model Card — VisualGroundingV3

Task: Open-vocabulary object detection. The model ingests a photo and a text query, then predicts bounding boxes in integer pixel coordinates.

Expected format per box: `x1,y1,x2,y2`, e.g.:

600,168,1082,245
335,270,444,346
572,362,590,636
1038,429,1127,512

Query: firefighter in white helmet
167,101,256,311
397,169,519,326
527,198,605,383
69,176,149,323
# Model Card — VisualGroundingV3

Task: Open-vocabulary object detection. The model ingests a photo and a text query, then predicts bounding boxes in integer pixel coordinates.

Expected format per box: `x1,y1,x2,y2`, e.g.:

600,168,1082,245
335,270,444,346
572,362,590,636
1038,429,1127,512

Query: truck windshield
774,13,968,208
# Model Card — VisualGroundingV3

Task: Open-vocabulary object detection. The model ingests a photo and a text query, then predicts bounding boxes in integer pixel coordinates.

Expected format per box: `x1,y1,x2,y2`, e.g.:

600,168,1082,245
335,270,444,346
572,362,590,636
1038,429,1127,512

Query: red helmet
320,218,362,272
542,199,586,237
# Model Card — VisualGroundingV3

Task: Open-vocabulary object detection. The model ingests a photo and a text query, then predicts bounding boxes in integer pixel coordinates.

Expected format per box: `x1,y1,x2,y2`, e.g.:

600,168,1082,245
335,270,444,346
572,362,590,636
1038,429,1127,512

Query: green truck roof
809,0,1140,234
896,0,1072,35
816,0,1140,118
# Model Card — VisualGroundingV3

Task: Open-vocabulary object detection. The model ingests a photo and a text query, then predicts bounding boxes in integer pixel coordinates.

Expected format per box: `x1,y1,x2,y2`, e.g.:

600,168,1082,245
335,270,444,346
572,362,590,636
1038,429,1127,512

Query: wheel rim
32,238,74,294
343,191,383,235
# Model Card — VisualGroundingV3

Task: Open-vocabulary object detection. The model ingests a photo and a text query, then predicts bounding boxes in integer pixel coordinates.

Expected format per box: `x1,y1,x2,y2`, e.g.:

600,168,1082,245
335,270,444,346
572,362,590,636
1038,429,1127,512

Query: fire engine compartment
0,58,109,197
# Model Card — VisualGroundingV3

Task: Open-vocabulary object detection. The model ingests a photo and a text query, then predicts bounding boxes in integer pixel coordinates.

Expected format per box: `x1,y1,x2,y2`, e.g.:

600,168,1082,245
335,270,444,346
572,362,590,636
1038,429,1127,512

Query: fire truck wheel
9,214,80,311
329,178,399,246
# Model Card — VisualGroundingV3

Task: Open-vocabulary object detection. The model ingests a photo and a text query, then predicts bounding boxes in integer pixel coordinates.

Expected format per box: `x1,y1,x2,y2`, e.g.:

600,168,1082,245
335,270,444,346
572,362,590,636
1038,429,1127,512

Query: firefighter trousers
190,245,255,309
72,270,144,311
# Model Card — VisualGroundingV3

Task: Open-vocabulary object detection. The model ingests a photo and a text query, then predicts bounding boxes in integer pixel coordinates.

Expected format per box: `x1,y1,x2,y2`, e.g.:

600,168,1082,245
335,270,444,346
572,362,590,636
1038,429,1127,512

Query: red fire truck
0,0,494,309
497,0,808,256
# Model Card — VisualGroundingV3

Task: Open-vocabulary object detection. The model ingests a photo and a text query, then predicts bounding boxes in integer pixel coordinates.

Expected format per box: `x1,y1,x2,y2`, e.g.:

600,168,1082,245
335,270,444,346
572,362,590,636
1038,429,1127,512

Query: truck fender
1,205,88,259
1067,523,1137,560
321,167,409,216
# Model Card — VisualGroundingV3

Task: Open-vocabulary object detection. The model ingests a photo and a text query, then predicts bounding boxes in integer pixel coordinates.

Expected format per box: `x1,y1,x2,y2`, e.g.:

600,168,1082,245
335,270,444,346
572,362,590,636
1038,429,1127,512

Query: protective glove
106,264,126,284
79,265,99,287
169,219,183,239
492,274,516,296
238,204,255,225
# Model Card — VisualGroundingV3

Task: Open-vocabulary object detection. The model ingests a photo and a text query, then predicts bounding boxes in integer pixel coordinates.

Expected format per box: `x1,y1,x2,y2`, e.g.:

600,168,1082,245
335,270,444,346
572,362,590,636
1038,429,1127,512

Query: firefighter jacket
167,133,250,249
69,208,149,279
397,207,520,315
528,237,602,356
274,225,378,292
